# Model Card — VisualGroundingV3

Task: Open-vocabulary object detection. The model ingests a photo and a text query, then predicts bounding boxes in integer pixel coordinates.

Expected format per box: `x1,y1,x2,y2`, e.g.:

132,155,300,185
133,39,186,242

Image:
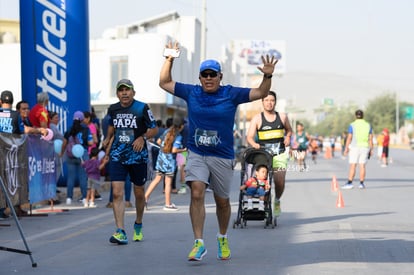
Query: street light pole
396,92,399,135
200,0,207,62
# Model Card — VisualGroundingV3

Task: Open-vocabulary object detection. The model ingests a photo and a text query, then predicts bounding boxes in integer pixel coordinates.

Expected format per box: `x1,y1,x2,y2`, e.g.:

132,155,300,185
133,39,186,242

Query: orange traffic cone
336,190,345,208
331,175,338,192
324,147,332,159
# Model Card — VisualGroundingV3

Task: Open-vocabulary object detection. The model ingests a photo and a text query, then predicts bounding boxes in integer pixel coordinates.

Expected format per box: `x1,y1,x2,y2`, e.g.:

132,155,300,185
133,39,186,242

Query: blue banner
19,0,90,134
27,136,57,203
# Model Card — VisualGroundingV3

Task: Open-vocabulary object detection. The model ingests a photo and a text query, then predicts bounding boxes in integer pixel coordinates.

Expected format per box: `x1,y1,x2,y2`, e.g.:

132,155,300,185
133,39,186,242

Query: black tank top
257,112,286,154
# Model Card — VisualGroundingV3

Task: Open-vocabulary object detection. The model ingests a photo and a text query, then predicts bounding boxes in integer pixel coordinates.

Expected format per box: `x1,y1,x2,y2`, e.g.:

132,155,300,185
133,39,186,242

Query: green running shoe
274,199,281,217
133,223,143,241
188,240,207,261
109,228,128,245
217,237,231,260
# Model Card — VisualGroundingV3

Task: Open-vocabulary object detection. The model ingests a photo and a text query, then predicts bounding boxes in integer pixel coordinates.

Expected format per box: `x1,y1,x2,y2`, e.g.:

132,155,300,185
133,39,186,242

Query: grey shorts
185,150,235,198
87,178,100,189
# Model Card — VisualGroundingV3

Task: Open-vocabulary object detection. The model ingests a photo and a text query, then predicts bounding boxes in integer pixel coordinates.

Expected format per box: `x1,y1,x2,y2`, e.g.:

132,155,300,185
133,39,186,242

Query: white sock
195,239,204,245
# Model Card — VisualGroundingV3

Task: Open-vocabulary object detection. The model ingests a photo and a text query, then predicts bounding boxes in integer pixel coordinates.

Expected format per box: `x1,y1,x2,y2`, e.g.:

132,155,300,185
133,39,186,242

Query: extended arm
246,114,261,149
249,55,278,101
282,113,293,147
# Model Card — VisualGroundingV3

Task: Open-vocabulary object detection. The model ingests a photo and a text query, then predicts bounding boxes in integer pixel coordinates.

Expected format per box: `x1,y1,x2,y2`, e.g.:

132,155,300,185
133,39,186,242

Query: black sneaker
0,209,10,219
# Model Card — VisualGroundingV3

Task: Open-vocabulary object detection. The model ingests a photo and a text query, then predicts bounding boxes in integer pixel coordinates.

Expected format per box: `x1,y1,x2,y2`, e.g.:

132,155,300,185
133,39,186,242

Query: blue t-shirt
107,100,157,165
174,82,250,159
0,108,24,134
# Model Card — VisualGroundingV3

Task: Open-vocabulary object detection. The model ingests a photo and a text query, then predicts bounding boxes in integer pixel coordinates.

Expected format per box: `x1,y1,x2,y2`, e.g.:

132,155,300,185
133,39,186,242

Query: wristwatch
263,74,273,79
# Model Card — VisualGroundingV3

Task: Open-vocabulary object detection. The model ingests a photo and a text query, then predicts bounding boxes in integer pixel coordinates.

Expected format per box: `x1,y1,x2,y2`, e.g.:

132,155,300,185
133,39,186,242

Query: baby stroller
233,147,277,229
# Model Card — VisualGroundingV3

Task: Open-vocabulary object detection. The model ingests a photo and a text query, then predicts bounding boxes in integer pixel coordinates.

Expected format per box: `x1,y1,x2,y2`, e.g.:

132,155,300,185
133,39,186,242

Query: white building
0,11,247,123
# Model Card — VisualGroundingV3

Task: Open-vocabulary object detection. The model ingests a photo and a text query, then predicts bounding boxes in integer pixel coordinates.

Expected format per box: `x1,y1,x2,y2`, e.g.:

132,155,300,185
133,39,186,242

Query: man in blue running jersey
160,41,278,261
102,79,158,244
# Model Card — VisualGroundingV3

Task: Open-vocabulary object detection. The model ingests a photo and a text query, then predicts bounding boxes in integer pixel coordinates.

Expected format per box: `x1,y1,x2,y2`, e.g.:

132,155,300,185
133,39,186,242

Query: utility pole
396,92,399,134
200,0,207,62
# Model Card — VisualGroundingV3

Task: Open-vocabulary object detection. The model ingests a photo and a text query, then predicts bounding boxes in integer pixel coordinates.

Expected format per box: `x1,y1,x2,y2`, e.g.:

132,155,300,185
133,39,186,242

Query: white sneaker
247,200,253,210
341,183,354,190
163,204,179,211
89,202,97,208
177,186,187,194
84,202,89,208
66,198,72,205
258,202,264,211
81,198,86,205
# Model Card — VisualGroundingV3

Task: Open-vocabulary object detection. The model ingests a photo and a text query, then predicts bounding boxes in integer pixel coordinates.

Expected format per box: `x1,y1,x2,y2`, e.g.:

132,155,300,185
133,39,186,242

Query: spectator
0,91,47,218
342,110,373,189
81,147,108,207
60,111,93,205
83,111,99,154
381,128,390,167
48,111,64,141
28,91,50,128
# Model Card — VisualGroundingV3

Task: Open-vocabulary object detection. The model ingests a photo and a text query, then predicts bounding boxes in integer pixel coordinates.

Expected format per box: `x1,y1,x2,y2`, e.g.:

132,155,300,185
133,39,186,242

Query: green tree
309,104,356,137
365,92,406,133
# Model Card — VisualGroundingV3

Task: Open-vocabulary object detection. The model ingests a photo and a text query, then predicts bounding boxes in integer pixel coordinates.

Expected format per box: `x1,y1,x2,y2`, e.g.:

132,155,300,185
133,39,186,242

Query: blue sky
1,0,413,92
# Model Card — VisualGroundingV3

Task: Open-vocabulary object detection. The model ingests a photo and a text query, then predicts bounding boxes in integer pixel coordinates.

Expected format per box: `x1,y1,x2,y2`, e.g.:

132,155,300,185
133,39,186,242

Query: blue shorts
108,161,147,186
246,187,266,197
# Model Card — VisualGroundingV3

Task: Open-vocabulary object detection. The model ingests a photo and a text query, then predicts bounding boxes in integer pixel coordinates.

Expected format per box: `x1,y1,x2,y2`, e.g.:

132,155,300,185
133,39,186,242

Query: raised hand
257,55,278,75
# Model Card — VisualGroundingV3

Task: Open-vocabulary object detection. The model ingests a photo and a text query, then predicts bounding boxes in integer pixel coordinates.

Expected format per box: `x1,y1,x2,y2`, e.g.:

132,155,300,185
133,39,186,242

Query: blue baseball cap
199,59,221,73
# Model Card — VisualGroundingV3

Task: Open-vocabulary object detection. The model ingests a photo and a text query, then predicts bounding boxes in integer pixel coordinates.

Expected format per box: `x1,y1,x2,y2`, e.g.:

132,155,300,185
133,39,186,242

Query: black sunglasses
200,71,219,78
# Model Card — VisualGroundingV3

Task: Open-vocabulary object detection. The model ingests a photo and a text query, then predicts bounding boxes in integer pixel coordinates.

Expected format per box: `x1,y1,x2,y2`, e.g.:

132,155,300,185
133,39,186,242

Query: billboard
19,0,90,133
232,40,286,75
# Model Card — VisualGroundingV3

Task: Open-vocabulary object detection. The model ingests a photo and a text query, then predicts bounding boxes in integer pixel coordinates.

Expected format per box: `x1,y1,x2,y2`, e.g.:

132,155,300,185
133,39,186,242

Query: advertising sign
232,40,286,75
19,0,90,133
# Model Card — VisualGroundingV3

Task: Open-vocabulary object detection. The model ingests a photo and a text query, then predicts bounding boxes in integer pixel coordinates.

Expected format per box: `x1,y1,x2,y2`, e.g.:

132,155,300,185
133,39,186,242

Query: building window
110,56,128,97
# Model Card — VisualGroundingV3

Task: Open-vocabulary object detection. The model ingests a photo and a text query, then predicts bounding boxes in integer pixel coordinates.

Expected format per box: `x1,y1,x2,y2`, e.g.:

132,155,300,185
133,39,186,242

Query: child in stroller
240,164,270,211
233,148,276,228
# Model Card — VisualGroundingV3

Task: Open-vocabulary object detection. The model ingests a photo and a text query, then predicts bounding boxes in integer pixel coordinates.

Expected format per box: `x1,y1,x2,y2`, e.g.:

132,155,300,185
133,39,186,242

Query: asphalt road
1,148,413,275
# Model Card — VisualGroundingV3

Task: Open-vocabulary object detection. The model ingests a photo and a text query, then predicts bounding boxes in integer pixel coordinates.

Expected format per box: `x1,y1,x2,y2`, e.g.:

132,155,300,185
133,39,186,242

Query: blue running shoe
109,228,128,245
341,183,354,190
188,240,207,261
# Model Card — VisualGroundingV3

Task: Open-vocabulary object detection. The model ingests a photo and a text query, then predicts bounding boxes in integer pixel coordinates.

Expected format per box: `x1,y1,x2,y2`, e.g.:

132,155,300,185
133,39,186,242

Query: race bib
194,128,220,147
264,142,284,155
118,129,134,144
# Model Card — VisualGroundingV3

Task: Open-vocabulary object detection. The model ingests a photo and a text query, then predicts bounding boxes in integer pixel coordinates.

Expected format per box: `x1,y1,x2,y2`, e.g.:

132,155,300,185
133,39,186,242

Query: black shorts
108,161,147,186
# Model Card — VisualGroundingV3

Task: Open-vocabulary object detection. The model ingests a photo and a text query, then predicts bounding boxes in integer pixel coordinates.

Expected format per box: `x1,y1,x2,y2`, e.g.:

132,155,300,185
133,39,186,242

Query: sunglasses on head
200,71,219,78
